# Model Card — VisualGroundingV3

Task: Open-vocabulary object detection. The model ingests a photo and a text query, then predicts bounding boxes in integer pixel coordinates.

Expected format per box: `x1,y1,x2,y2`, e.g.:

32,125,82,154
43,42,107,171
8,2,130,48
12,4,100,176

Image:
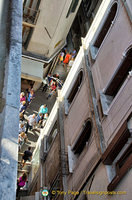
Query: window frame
65,69,84,114
68,119,93,173
102,116,132,191
99,46,132,116
72,119,93,156
89,1,119,61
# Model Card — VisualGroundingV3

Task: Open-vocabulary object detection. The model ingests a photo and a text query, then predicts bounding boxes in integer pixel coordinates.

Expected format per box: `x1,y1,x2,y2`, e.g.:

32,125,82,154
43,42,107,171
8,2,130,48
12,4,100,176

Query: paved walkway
17,63,67,199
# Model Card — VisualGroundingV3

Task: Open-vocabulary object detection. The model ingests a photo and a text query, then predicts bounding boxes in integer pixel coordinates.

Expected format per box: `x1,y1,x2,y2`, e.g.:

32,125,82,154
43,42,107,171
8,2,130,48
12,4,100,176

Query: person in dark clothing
20,147,32,168
19,101,27,115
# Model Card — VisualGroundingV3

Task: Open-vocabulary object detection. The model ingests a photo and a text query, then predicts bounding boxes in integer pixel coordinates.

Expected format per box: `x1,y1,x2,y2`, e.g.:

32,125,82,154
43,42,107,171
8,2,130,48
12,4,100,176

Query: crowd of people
19,90,49,151
17,47,77,196
17,87,49,196
42,73,63,99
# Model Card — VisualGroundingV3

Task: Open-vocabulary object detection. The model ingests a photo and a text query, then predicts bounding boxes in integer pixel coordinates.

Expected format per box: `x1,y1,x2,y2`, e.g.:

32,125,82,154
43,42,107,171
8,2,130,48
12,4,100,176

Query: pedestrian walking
18,132,28,151
47,81,57,99
63,52,71,70
20,147,32,168
38,104,48,115
19,101,27,115
19,123,26,134
16,173,27,196
27,89,35,105
25,114,36,133
42,77,49,92
20,92,26,103
59,51,65,64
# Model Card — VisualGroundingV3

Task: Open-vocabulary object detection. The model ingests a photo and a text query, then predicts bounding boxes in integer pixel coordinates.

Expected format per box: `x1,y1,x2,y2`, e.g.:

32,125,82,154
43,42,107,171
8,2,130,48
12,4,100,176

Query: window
68,70,84,104
66,0,79,18
65,70,84,115
90,2,118,60
72,120,92,155
68,120,92,173
102,115,132,191
100,47,132,115
94,2,117,48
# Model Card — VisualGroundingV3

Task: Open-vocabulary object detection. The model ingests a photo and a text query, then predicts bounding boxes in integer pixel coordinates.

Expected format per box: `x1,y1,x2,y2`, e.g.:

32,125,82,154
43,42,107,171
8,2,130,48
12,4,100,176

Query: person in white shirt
25,114,36,133
19,123,26,134
42,77,49,92
67,57,74,73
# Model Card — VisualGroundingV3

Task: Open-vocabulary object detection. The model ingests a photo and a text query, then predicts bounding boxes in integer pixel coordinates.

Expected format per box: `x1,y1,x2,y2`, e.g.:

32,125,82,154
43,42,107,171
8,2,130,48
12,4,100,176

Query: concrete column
0,0,22,200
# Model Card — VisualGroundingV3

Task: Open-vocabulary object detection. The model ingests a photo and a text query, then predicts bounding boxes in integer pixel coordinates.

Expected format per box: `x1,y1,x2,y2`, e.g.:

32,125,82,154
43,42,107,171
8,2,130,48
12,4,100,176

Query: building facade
20,0,132,200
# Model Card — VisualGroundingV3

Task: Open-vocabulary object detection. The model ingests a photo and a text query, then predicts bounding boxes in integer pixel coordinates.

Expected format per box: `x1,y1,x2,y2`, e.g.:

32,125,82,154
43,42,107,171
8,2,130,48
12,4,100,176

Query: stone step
18,161,31,166
18,169,29,173
18,152,24,156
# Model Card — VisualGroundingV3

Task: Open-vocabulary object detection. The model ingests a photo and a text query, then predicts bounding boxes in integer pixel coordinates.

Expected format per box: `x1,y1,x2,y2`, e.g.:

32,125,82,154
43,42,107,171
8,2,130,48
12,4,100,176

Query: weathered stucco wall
63,58,101,194
44,133,60,187
91,0,132,145
0,0,22,199
92,0,132,95
27,0,82,57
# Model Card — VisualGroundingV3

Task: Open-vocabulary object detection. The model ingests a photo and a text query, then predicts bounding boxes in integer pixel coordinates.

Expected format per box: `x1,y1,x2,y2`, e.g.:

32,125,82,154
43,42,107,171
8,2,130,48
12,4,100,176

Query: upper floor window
94,2,118,49
72,120,92,155
68,120,92,173
66,0,79,18
100,47,132,115
64,70,84,115
90,2,118,60
68,70,84,104
102,115,132,191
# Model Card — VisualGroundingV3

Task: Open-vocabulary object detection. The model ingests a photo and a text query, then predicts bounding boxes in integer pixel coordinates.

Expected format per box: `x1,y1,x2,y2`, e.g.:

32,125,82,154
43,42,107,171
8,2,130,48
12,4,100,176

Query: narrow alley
17,61,68,199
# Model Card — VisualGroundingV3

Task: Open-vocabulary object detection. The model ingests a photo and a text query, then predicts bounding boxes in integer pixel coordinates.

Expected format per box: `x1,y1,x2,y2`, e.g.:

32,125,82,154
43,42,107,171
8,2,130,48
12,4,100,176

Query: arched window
105,47,132,97
100,47,132,115
94,2,118,49
72,120,92,155
68,70,84,104
90,2,118,60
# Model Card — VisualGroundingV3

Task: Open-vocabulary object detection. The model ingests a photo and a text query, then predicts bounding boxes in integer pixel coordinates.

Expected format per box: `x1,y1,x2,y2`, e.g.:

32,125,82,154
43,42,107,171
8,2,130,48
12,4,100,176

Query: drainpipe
84,50,106,153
